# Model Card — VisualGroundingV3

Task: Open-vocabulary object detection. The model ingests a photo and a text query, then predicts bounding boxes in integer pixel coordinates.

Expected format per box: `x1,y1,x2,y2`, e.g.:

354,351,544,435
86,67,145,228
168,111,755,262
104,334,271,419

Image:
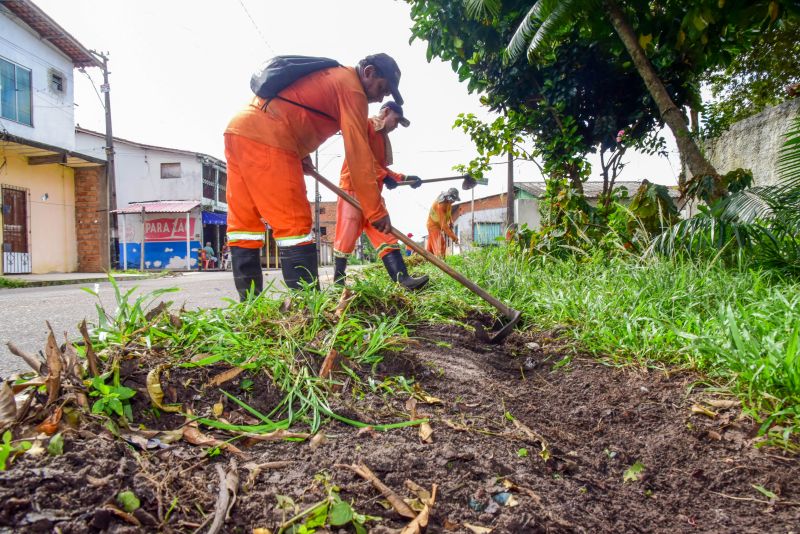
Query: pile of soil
1,324,798,533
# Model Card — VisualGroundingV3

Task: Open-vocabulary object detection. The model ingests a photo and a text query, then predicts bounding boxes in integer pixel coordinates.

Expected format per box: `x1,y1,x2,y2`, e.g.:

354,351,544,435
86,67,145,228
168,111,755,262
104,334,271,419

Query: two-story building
1,0,107,274
75,128,228,270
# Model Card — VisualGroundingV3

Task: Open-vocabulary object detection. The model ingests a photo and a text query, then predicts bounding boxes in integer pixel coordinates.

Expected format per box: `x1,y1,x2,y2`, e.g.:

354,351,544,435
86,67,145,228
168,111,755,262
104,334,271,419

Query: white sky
36,0,681,237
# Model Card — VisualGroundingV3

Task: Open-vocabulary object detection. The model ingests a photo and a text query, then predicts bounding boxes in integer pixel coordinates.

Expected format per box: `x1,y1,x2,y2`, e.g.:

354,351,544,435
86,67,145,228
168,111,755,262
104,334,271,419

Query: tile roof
113,201,201,214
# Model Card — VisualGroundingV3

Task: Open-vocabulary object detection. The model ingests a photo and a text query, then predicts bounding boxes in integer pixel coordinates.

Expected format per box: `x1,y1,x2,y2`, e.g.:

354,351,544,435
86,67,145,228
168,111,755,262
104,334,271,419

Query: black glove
383,176,398,190
407,175,423,189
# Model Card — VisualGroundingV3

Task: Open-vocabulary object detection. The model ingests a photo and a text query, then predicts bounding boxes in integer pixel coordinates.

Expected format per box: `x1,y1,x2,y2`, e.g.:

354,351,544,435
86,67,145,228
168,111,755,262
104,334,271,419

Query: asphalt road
0,268,335,378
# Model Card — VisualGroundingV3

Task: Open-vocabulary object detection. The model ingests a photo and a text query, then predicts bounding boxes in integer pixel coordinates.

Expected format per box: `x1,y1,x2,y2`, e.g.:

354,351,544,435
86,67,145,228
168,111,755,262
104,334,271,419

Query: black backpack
250,55,341,120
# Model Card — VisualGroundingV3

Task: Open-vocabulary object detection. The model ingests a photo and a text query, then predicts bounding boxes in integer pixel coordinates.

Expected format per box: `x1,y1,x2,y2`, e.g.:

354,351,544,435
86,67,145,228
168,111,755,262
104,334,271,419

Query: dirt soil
2,324,799,533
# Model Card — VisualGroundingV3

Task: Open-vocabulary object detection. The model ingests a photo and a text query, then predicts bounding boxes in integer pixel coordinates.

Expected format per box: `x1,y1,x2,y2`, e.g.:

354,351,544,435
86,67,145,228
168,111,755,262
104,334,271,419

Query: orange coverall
334,116,402,259
426,200,458,257
224,66,384,249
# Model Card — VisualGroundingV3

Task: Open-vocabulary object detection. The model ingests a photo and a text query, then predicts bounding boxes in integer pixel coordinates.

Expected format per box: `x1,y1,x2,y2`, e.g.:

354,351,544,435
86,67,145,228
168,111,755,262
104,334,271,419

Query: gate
2,186,31,274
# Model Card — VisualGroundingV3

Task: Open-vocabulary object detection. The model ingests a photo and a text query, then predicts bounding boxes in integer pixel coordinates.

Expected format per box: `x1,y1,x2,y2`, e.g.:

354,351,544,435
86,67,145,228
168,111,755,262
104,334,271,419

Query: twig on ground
78,319,100,376
203,460,238,534
337,462,417,519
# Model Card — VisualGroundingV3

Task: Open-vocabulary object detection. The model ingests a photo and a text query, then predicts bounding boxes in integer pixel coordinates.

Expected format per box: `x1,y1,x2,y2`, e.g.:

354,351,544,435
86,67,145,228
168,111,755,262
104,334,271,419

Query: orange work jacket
226,66,386,223
340,116,404,191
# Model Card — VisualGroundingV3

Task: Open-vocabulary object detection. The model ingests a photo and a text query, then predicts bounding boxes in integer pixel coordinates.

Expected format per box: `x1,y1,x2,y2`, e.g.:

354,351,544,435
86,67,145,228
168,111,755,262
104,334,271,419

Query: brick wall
315,200,338,243
74,165,109,272
451,193,507,220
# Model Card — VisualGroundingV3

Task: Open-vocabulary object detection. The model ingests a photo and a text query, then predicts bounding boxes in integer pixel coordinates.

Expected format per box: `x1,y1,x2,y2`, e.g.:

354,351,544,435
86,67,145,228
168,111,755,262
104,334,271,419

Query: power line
237,0,276,55
79,68,106,110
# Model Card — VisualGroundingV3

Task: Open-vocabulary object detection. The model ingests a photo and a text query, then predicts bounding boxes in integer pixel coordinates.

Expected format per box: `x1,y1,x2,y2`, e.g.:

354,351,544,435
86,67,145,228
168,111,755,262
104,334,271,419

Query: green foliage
116,491,141,513
47,433,64,456
89,369,136,421
0,277,26,289
0,431,31,470
623,461,645,483
703,18,800,138
627,181,680,236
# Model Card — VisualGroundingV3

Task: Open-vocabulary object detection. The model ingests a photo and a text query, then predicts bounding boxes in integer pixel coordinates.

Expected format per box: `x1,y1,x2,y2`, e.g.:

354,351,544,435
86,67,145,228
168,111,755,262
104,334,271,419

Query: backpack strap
260,95,336,122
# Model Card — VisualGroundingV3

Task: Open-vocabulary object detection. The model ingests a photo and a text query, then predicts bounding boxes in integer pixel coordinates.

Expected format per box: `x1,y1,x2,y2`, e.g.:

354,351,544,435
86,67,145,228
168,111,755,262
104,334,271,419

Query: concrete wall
0,10,76,150
516,199,541,230
705,99,800,187
452,206,506,243
1,152,77,273
76,131,204,207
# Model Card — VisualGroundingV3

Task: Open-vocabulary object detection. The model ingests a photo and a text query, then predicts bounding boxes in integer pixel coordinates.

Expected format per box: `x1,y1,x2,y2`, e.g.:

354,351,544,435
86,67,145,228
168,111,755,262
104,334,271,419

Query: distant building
450,181,682,252
1,0,106,274
76,128,227,270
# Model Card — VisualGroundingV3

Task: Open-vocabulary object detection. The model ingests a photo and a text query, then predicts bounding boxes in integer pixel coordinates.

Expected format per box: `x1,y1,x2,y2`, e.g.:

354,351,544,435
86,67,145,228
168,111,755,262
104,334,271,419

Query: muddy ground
1,324,799,533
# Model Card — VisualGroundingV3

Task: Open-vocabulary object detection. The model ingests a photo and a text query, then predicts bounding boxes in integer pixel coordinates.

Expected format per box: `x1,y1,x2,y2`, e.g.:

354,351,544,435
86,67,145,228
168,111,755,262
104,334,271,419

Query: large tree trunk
603,0,725,202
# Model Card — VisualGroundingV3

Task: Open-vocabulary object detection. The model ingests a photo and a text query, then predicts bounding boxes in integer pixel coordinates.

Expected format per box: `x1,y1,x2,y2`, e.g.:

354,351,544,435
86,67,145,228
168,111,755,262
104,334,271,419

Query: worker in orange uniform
225,54,403,300
426,188,460,257
333,101,428,290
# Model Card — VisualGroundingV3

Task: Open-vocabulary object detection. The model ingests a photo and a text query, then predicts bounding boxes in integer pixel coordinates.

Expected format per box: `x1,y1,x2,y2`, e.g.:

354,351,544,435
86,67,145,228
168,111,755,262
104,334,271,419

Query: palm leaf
464,0,501,20
526,1,579,60
506,0,559,62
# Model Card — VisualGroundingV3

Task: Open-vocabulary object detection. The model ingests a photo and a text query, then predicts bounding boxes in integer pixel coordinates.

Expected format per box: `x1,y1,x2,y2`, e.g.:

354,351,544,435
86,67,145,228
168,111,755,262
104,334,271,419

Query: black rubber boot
334,257,348,286
381,249,429,290
231,247,263,302
279,243,319,290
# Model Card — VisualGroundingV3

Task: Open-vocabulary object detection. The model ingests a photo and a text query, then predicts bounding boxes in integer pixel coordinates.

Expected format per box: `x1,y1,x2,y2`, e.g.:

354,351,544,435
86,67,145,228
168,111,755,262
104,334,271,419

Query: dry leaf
212,403,224,417
705,399,740,409
419,422,433,444
405,398,418,420
413,384,442,404
206,367,245,387
78,320,99,377
253,529,273,534
183,423,243,455
102,504,141,526
26,440,46,457
334,287,355,318
404,480,431,502
146,366,182,413
0,382,17,424
691,404,717,418
318,349,340,379
309,432,327,450
400,484,436,534
36,406,63,436
190,353,213,363
6,342,43,374
464,523,493,533
443,518,459,530
44,325,62,405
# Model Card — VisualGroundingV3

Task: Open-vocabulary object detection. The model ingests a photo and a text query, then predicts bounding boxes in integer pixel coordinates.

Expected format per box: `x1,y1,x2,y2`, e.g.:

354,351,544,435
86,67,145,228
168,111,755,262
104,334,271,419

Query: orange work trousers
224,133,313,249
426,223,447,257
334,190,398,259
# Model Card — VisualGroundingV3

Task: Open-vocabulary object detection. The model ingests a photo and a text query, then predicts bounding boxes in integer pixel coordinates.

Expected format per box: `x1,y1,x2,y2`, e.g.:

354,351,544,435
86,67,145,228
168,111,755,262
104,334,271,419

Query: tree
498,0,798,202
703,17,800,138
408,2,673,193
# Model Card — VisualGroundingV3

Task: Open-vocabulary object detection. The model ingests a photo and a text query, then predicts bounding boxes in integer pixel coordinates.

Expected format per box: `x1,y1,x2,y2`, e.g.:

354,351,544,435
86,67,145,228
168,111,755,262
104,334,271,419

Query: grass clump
0,276,26,289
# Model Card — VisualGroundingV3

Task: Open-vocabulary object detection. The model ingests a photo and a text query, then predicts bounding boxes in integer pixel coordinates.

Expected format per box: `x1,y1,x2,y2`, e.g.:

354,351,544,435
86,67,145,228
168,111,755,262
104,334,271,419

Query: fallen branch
338,462,416,519
319,349,340,379
205,460,238,534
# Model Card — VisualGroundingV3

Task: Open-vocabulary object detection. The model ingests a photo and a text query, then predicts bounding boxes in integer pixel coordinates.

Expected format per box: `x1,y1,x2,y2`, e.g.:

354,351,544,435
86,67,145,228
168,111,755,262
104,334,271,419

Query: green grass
378,247,800,447
0,276,26,289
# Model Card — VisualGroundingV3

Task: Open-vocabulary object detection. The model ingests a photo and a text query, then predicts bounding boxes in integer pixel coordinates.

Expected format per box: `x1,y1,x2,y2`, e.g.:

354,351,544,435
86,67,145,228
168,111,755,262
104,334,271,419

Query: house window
217,171,227,203
319,207,326,215
161,162,182,179
320,226,327,236
48,68,65,94
0,57,32,126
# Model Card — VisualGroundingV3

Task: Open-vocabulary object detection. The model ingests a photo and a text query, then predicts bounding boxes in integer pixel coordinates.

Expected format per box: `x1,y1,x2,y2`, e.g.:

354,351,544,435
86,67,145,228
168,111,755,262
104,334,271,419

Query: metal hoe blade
475,310,522,344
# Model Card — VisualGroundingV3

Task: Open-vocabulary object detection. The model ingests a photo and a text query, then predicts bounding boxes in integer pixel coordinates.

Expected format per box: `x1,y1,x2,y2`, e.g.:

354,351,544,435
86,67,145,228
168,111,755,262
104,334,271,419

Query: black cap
365,53,403,105
380,101,410,127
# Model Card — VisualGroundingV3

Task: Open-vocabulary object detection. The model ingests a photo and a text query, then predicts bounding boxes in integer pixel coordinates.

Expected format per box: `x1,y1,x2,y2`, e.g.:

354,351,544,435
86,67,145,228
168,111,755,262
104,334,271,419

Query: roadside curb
0,272,178,289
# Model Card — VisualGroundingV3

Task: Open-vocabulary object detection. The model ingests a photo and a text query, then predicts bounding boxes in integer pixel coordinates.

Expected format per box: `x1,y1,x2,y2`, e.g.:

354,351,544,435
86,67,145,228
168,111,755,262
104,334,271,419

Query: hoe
308,169,522,344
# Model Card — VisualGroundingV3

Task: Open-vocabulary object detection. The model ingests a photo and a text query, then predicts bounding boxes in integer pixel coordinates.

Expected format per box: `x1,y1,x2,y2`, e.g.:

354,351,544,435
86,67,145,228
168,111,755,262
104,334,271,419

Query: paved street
0,268,335,377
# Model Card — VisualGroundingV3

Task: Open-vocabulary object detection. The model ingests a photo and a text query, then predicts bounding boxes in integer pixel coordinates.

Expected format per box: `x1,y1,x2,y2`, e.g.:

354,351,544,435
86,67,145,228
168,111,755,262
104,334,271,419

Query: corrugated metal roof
114,201,200,214
2,0,102,68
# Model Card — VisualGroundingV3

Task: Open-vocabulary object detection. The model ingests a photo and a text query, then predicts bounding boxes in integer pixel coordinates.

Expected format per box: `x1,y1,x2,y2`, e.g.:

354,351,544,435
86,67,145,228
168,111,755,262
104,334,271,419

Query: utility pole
506,150,514,229
91,50,117,269
314,149,321,265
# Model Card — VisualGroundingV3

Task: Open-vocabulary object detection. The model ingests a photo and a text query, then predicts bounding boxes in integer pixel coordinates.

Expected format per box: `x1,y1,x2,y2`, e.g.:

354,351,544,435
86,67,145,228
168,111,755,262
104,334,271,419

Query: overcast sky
36,0,681,237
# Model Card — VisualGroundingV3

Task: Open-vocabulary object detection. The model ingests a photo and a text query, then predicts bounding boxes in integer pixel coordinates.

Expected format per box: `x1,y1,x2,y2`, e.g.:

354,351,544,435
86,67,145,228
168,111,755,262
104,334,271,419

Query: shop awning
202,211,227,225
113,201,200,214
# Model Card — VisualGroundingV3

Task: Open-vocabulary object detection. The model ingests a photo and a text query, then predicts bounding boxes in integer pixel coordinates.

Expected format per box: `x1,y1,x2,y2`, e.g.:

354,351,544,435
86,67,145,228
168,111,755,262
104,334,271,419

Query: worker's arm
338,89,388,224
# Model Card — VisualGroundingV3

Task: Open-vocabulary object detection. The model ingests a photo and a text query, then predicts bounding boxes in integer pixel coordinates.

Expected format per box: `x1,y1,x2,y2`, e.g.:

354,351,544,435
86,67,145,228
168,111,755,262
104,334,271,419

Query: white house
0,0,107,274
75,128,228,270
